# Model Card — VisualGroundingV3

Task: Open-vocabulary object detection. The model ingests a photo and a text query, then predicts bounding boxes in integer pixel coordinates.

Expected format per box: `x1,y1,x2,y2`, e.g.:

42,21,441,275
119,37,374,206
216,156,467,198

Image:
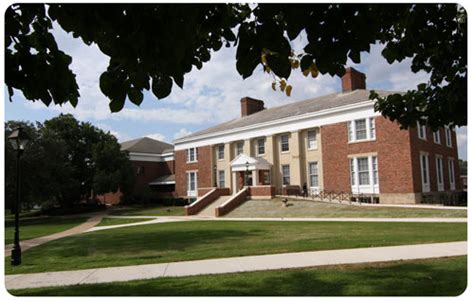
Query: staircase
197,196,232,217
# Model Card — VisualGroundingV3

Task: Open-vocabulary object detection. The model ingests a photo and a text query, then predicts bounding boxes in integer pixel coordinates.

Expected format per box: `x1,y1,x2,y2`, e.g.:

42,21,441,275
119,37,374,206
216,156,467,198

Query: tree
5,3,466,129
5,114,134,210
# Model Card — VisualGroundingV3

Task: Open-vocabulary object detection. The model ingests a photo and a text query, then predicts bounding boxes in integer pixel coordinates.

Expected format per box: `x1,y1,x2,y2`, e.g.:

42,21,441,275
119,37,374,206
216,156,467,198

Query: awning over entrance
149,174,176,185
230,154,272,172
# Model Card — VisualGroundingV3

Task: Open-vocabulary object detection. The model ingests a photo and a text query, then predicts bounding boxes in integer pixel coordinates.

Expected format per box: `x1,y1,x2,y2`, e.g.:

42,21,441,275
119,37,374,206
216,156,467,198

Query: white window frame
420,153,430,192
257,138,265,156
308,162,319,189
448,158,456,190
445,127,453,147
187,147,197,163
433,130,441,144
348,118,376,142
280,134,289,153
349,155,379,194
307,130,317,150
218,170,225,188
282,164,290,186
235,142,244,156
217,144,224,160
417,121,427,140
187,171,198,197
435,155,444,191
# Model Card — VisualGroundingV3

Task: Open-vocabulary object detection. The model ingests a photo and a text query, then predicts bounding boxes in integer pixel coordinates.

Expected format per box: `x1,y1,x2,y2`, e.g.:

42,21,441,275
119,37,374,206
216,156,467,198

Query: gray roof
121,137,173,154
176,89,396,141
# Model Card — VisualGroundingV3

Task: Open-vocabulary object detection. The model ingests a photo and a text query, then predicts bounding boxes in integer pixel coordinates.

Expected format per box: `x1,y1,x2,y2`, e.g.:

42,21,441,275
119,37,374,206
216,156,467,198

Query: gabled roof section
175,89,397,143
121,137,174,154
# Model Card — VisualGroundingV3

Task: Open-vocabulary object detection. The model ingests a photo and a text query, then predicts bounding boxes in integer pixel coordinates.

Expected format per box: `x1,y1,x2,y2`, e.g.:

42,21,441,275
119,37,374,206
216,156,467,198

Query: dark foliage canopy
5,3,466,129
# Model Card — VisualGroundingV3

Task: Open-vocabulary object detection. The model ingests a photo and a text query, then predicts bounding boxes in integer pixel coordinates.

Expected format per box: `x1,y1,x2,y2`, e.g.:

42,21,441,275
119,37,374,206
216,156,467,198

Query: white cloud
146,133,167,142
95,123,130,142
174,128,193,140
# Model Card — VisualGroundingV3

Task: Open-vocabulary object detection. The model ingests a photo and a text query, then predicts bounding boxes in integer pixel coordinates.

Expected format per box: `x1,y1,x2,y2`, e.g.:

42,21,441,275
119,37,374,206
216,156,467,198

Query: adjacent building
173,68,462,204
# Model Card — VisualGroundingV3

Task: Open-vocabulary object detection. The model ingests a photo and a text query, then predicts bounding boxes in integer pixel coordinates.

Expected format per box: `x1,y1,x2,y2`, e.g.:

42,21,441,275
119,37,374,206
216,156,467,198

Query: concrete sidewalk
5,241,467,290
85,215,468,232
5,214,105,256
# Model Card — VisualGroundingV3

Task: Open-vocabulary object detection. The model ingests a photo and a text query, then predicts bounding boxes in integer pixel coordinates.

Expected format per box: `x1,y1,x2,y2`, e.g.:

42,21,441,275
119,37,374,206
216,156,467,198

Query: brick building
173,68,461,204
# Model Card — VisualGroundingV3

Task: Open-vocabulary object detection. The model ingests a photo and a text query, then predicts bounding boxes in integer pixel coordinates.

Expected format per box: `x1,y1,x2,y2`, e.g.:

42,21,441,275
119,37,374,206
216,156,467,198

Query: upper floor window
417,121,427,140
282,164,290,185
445,127,453,147
281,134,289,152
433,130,441,144
307,130,317,150
347,118,375,142
257,138,265,155
236,142,244,156
217,144,224,160
187,147,197,163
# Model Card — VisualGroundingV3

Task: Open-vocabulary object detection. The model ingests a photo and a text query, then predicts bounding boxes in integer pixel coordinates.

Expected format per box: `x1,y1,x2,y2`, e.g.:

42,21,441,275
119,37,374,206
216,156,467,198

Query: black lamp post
245,161,250,186
213,165,217,187
8,126,30,266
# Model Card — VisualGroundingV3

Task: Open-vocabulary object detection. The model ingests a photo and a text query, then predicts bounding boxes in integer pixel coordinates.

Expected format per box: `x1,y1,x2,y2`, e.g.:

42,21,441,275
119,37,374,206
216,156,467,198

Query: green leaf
152,76,173,99
128,87,143,106
109,98,125,113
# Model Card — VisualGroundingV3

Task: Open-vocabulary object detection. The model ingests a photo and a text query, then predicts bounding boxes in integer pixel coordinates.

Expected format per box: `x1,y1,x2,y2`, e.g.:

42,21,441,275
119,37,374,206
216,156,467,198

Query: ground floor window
218,170,225,188
308,162,319,188
435,155,444,191
420,153,430,192
448,158,456,190
349,155,379,194
282,164,290,185
187,171,198,196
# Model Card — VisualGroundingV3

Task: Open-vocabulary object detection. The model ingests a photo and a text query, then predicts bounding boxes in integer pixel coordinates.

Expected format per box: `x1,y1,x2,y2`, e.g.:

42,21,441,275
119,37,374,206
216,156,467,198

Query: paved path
85,215,467,233
5,241,467,290
5,213,106,256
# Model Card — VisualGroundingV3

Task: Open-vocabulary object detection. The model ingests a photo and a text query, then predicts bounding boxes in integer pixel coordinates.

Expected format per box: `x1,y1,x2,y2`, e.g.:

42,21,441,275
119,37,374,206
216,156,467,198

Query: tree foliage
4,115,134,209
5,3,466,129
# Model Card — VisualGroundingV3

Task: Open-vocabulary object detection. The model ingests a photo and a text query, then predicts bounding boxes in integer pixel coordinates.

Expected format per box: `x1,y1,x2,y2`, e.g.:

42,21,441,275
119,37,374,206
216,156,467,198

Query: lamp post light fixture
8,126,30,266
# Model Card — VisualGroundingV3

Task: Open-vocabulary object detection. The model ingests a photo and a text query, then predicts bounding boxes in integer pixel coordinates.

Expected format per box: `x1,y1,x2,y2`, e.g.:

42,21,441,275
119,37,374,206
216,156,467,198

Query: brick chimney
240,97,265,117
341,67,366,92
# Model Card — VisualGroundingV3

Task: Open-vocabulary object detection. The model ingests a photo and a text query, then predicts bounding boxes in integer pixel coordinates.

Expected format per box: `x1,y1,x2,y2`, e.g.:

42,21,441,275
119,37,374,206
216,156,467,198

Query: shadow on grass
10,257,467,296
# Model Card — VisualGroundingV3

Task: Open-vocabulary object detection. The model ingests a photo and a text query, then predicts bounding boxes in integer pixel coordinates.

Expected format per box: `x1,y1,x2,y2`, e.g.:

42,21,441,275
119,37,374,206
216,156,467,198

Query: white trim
149,180,176,185
417,121,427,140
445,127,453,147
350,155,379,194
128,152,175,162
174,101,380,150
433,130,441,144
186,171,198,197
448,157,456,190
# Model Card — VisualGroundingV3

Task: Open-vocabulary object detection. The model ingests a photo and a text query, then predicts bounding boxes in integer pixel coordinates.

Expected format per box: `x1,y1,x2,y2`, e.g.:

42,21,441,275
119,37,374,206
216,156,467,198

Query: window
445,127,452,147
348,118,376,142
448,158,456,190
308,162,319,187
433,130,441,144
218,170,225,188
282,164,290,185
187,172,198,196
187,147,197,163
217,144,224,160
307,130,317,149
349,156,379,193
236,142,244,156
136,166,145,175
281,134,289,152
257,138,265,155
417,121,426,140
435,156,444,191
420,153,430,192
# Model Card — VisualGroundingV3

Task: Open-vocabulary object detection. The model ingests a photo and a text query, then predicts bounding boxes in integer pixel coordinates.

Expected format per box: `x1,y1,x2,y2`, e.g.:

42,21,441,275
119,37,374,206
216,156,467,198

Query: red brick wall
131,160,174,193
321,116,414,193
409,127,461,193
248,186,275,197
175,146,213,197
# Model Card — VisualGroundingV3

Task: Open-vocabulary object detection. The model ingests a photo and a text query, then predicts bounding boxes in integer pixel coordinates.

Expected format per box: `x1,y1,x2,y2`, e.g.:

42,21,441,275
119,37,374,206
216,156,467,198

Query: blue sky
4,21,467,160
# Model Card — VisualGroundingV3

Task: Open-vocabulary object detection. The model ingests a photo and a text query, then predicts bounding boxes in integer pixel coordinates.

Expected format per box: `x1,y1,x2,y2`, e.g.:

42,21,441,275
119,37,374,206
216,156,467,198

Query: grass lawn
5,220,466,275
226,199,467,218
9,256,467,296
110,205,185,216
96,217,156,227
4,216,88,245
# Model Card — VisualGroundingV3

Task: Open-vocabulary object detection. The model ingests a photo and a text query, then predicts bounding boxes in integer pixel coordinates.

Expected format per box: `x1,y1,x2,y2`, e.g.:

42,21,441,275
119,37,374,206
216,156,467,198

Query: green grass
96,217,155,227
4,216,88,245
5,220,466,275
226,199,467,218
9,256,467,296
110,205,185,216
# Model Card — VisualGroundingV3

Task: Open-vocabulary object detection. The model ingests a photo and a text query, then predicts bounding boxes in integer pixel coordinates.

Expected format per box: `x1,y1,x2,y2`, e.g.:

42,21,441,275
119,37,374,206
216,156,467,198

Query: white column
232,172,237,194
252,170,257,186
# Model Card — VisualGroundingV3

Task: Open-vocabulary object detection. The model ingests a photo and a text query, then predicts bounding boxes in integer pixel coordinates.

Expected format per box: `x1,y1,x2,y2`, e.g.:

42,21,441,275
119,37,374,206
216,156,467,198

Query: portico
230,154,272,194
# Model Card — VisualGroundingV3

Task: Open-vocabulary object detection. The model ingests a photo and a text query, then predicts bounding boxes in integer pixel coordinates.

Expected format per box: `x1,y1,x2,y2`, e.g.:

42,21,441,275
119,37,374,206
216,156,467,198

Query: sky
4,20,467,160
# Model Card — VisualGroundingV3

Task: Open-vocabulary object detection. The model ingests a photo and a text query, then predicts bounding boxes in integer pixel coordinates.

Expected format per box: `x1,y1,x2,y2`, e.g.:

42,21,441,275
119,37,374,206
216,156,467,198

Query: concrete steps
197,196,232,217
